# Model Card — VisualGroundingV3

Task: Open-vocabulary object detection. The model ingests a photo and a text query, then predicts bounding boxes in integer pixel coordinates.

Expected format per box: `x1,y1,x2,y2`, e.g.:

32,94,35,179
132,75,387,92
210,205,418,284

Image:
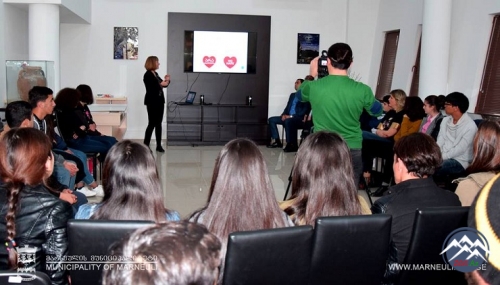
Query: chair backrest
67,219,154,285
222,226,313,285
309,214,392,285
397,206,469,285
0,271,51,285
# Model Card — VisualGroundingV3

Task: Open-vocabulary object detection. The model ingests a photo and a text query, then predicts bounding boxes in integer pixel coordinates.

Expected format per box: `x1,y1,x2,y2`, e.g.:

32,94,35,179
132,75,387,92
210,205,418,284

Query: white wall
369,0,423,93
59,0,376,139
0,3,5,105
371,0,500,112
1,4,29,106
61,0,91,23
448,0,500,111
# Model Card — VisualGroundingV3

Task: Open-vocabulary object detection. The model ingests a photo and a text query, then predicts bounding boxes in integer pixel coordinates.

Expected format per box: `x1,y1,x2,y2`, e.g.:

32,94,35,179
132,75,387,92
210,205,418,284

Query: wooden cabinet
167,104,267,145
89,98,127,140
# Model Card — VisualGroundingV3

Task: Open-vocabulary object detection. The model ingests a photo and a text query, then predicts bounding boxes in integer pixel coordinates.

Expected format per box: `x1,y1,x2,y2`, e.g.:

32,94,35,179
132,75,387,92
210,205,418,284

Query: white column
419,0,452,97
29,4,60,91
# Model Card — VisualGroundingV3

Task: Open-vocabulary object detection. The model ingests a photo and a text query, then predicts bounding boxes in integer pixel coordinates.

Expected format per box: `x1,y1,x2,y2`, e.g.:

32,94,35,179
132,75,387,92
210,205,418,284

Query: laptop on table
176,91,196,105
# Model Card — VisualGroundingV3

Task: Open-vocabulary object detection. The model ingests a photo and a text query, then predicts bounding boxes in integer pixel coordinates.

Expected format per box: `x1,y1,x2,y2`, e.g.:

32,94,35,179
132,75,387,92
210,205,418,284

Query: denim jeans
53,163,76,190
68,148,95,185
268,116,305,144
435,159,465,177
351,149,363,185
72,190,88,217
362,131,393,143
68,136,112,161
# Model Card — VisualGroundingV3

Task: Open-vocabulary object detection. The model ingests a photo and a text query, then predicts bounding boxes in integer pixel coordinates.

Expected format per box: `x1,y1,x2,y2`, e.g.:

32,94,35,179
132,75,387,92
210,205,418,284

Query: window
375,30,400,99
476,15,500,115
409,38,421,97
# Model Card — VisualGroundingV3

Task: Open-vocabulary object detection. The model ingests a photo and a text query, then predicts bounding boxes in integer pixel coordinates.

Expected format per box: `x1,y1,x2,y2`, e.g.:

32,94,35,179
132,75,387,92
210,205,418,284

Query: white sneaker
76,187,97,197
90,185,105,197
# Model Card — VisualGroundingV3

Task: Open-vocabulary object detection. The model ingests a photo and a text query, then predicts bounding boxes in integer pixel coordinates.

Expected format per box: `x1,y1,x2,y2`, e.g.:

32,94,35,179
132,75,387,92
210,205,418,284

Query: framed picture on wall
113,27,139,60
297,33,319,64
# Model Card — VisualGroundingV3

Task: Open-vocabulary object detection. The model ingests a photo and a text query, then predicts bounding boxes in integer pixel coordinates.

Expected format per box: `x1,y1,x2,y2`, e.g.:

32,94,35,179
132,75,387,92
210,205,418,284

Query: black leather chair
222,226,313,285
396,206,469,285
68,220,154,285
0,271,51,285
309,214,392,285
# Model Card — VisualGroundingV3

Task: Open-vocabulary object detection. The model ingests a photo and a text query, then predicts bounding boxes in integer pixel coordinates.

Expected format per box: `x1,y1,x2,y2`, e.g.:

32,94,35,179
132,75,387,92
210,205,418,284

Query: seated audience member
29,86,81,191
465,173,500,285
455,120,500,206
29,86,102,197
393,96,425,142
435,92,478,178
75,140,180,221
362,89,406,187
360,95,391,132
6,100,86,214
103,221,221,285
267,78,312,152
281,131,368,226
419,95,445,140
362,89,406,143
372,133,460,283
76,84,118,144
0,128,72,285
190,138,292,281
55,88,114,160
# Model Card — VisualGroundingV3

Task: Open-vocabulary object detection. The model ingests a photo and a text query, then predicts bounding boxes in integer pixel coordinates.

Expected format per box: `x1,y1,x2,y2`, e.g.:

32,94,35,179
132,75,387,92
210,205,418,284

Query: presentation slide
193,31,248,73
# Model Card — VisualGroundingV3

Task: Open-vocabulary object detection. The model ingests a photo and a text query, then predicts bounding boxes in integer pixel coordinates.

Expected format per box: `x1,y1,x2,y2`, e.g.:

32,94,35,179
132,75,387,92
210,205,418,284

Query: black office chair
0,271,51,285
53,109,101,181
223,226,313,285
309,214,392,285
396,206,469,285
68,219,154,285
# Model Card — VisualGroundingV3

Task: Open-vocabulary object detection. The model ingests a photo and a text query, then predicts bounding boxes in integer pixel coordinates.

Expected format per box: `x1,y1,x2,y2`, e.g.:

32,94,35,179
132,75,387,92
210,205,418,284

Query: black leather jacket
371,178,461,285
0,184,72,285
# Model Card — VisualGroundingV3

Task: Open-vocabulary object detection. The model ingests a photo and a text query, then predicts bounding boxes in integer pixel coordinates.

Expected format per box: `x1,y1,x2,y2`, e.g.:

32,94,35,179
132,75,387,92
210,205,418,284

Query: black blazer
143,70,166,105
282,92,311,118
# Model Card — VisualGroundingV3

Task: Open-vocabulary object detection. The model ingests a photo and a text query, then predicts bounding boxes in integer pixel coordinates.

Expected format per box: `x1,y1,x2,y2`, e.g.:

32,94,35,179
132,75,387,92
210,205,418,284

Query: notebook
176,91,196,105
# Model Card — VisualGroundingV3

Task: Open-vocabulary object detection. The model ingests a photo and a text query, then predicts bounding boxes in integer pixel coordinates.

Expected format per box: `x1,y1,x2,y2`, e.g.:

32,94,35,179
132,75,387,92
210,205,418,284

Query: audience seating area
67,220,155,285
55,206,467,285
397,206,469,285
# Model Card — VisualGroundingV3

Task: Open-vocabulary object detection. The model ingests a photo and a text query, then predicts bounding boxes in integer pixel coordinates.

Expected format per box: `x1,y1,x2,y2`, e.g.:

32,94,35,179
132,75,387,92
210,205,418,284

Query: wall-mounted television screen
184,31,257,74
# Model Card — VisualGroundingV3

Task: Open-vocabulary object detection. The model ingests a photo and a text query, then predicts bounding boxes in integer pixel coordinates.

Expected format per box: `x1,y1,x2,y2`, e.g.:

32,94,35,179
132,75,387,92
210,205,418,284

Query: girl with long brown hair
75,140,179,221
281,131,366,226
190,138,292,281
455,120,500,206
0,128,72,285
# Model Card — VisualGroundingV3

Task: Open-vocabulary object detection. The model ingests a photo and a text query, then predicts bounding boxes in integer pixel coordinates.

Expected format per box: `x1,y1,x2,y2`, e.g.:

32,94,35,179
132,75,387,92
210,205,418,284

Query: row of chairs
0,206,468,285
223,206,468,285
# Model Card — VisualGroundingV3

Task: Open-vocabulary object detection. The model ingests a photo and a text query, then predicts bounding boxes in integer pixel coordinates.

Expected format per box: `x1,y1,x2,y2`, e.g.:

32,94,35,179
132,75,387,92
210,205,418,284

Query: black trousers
144,104,165,146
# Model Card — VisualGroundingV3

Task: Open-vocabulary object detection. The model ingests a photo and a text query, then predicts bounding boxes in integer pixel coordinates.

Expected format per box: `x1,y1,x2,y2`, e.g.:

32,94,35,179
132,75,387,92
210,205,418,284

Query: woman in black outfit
143,56,170,152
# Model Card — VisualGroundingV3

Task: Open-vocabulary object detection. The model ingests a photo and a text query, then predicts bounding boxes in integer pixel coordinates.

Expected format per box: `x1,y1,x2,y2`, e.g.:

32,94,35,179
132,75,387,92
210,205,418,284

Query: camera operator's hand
309,56,320,78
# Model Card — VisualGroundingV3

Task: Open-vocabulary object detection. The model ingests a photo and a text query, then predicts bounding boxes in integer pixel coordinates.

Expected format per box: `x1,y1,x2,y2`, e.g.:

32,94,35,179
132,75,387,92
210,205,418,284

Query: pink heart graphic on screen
203,56,216,68
224,56,237,68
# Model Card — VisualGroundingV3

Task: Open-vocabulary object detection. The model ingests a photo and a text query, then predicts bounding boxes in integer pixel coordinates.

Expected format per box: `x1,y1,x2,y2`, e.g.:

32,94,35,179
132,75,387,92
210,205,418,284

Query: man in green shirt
298,43,382,184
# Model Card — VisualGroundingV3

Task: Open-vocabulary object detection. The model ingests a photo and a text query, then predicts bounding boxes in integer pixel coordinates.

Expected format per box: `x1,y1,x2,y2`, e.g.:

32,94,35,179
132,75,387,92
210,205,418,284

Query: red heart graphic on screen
224,56,237,68
203,56,216,68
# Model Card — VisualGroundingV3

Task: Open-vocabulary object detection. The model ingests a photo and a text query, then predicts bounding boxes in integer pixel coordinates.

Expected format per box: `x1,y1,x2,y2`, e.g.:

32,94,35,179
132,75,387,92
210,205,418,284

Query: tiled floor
90,141,375,218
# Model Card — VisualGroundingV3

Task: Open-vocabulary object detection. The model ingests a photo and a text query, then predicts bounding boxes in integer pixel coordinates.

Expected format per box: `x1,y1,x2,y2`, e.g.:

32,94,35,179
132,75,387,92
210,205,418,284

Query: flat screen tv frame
184,30,257,74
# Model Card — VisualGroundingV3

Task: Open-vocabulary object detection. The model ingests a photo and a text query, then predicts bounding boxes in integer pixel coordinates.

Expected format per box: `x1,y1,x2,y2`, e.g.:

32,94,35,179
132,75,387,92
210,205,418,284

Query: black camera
317,50,329,79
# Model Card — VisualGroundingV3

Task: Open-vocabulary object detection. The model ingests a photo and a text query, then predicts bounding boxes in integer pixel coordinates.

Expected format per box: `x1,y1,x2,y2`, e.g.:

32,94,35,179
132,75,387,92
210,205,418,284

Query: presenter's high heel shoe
156,146,165,153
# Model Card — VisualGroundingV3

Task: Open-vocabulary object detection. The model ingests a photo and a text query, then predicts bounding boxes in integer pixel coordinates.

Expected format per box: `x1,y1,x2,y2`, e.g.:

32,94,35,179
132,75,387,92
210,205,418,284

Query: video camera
317,50,329,79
